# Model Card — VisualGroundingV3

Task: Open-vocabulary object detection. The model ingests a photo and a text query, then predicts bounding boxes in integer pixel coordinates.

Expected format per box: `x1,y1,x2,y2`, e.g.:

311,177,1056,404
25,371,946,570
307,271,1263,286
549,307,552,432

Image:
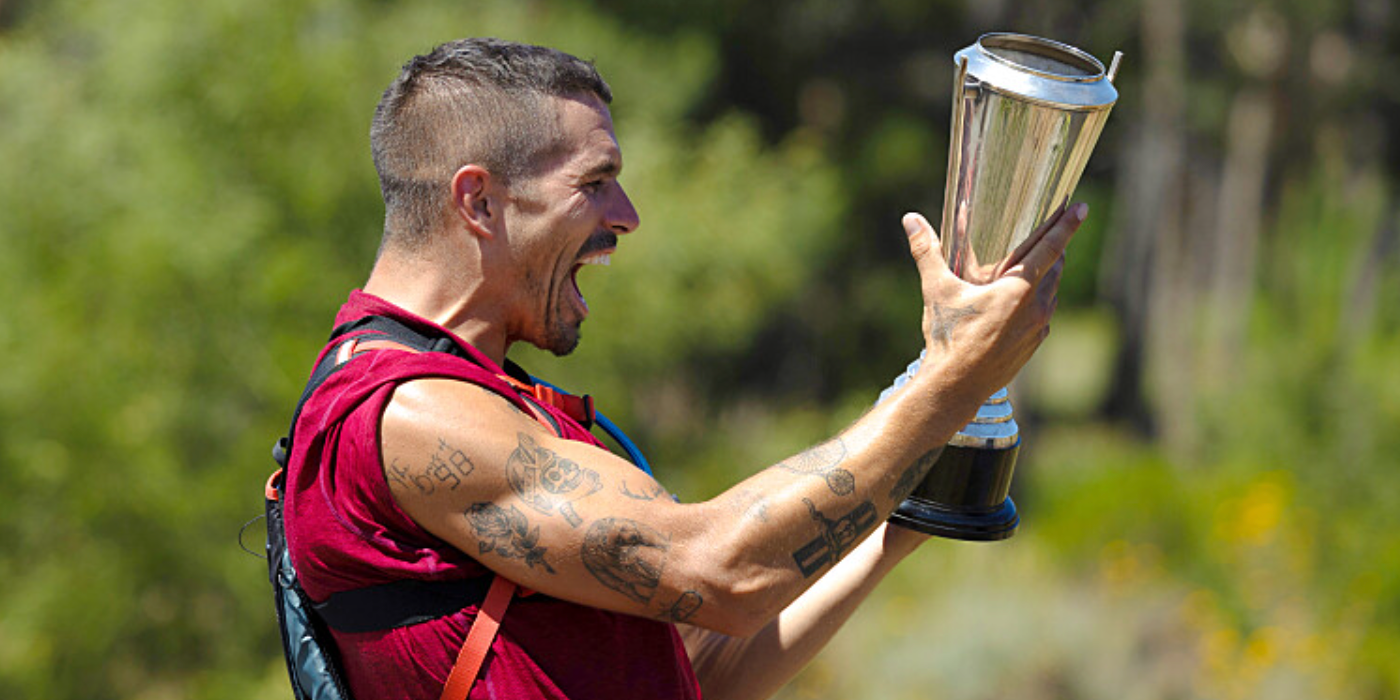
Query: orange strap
438,576,518,700
325,334,568,699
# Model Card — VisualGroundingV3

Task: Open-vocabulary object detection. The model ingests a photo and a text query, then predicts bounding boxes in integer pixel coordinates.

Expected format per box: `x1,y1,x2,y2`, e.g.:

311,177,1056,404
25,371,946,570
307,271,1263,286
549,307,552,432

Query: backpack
264,314,650,700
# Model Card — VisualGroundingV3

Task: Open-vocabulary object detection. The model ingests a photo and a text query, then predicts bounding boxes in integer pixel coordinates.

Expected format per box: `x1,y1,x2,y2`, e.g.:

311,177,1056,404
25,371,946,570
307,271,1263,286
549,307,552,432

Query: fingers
902,212,938,261
1006,202,1087,284
903,212,951,283
994,202,1066,277
1036,255,1064,313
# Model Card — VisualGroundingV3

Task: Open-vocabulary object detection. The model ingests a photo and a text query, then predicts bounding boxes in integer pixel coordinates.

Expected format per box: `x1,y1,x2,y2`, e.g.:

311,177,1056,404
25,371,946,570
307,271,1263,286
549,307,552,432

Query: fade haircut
370,38,612,251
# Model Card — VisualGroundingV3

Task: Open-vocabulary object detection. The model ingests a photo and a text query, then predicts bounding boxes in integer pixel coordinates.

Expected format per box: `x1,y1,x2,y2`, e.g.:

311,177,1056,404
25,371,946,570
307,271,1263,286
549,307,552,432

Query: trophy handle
939,55,970,253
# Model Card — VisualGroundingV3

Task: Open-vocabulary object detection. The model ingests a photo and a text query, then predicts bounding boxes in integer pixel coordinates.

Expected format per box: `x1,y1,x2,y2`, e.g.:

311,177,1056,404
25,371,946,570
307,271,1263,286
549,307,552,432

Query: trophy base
888,388,1021,542
889,495,1019,541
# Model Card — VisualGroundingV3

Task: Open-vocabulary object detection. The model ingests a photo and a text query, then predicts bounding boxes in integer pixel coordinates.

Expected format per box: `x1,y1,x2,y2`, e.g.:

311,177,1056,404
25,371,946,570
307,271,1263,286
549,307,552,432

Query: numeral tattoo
791,498,878,578
657,591,703,623
385,438,476,496
582,517,670,604
507,433,603,527
464,502,555,573
927,303,979,346
776,439,856,496
888,446,944,503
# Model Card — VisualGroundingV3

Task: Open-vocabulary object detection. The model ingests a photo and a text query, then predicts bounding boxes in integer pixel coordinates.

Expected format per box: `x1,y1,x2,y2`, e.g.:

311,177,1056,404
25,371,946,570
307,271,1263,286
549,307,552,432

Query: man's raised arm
378,205,1081,641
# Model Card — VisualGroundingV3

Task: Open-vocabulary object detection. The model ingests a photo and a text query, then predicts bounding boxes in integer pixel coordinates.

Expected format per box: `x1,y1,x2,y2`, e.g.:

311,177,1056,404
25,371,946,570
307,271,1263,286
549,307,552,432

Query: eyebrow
580,156,622,180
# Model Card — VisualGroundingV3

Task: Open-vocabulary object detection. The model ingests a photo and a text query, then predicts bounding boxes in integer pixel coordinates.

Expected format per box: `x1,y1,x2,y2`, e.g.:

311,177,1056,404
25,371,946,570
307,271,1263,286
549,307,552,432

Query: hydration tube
529,376,653,476
593,411,653,476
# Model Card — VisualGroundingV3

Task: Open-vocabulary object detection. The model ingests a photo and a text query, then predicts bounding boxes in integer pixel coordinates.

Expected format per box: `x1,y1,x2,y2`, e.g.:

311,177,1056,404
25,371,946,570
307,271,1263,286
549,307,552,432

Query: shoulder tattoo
507,432,604,527
464,502,556,574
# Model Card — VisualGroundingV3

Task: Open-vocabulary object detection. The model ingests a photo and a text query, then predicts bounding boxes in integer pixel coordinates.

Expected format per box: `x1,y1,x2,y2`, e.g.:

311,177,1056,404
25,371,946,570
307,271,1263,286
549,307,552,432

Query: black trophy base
889,495,1019,541
888,437,1022,542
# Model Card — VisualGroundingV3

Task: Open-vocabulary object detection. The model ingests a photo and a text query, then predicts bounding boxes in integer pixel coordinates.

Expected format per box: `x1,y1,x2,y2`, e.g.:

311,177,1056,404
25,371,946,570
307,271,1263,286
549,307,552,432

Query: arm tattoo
888,446,944,503
728,488,771,523
507,433,603,527
385,438,476,496
464,502,556,574
791,498,878,578
619,479,669,501
657,591,704,623
582,517,670,604
927,303,978,346
776,439,856,496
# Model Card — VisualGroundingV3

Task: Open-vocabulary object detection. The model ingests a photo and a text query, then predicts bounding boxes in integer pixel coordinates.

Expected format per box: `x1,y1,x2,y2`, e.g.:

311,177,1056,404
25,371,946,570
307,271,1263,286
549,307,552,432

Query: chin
542,323,582,357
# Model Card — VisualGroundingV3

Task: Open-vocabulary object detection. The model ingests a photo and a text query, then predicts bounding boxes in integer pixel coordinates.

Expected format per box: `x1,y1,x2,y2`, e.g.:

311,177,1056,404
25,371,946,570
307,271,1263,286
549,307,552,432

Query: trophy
887,33,1122,541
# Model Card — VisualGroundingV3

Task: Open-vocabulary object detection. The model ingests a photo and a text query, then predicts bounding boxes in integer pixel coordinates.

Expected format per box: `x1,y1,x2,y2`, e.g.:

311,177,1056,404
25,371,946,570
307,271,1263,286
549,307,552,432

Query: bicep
380,378,711,622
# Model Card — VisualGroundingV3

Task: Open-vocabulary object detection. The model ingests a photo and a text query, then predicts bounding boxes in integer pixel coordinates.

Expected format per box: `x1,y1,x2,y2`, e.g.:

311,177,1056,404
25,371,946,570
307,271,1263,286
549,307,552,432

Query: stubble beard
545,319,581,357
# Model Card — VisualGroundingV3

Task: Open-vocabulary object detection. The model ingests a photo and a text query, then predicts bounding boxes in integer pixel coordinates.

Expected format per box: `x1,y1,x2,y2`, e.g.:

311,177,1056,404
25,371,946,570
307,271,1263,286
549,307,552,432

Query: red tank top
283,290,701,700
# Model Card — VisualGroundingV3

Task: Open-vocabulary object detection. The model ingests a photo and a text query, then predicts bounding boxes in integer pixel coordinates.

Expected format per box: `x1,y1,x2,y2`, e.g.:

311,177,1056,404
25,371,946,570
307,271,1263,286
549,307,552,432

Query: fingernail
903,213,927,238
1073,203,1089,221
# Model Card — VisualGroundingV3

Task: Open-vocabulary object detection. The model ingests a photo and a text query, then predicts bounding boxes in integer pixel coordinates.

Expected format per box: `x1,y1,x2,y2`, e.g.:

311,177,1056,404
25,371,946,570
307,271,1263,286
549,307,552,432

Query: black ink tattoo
385,439,476,496
507,433,603,526
619,480,668,501
658,591,703,623
464,503,555,573
385,458,412,492
888,447,943,503
729,489,771,523
582,517,670,604
744,497,771,523
791,498,878,578
777,439,856,496
928,303,978,345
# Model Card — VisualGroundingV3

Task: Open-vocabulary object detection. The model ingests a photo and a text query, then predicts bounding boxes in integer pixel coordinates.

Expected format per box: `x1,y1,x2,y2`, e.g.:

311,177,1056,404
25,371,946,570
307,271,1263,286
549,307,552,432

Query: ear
451,164,498,240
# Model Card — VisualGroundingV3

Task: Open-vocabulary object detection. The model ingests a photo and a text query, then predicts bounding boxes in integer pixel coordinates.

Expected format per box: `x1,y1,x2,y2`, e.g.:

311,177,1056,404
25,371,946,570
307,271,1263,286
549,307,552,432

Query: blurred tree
3,0,1400,698
0,1,841,697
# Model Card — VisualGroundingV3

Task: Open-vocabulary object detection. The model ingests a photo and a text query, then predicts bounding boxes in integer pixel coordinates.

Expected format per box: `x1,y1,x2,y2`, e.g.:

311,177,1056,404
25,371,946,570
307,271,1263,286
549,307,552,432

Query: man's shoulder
382,374,544,453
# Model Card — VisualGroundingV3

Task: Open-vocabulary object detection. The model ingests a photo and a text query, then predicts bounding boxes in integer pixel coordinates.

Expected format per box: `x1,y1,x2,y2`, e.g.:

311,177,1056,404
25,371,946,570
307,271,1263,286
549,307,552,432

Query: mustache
578,232,618,257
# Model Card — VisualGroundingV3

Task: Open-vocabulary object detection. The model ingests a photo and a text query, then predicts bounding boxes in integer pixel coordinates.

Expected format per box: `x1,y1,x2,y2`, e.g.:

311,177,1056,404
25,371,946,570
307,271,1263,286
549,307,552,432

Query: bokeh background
2,0,1398,698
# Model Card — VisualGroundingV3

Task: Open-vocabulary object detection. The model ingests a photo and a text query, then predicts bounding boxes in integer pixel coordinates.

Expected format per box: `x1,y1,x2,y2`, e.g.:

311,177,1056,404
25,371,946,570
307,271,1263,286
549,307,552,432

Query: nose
608,184,640,235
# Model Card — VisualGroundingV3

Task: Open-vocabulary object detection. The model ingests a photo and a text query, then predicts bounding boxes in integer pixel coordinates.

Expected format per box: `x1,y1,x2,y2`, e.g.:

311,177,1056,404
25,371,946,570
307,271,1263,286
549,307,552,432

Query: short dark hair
369,38,612,251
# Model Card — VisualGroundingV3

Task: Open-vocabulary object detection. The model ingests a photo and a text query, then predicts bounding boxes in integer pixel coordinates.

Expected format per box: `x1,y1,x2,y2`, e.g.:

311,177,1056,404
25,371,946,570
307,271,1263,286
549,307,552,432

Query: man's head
369,38,613,251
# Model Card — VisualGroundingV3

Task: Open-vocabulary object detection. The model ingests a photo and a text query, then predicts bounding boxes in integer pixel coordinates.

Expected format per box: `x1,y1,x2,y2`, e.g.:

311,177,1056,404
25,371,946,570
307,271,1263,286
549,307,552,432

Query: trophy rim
953,32,1120,111
975,32,1107,84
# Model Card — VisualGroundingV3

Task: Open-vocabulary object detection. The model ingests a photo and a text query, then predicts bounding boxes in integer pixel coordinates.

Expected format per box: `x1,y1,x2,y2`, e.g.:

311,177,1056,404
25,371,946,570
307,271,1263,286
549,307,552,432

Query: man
283,37,1083,700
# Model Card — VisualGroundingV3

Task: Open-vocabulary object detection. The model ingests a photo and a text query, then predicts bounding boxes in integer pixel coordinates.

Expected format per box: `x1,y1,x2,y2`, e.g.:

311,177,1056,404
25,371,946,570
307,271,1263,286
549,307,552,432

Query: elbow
664,502,794,637
690,593,772,638
682,554,791,638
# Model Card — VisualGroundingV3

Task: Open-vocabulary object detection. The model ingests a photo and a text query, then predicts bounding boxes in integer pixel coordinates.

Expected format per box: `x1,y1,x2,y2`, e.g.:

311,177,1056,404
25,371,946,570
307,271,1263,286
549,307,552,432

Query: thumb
903,212,949,278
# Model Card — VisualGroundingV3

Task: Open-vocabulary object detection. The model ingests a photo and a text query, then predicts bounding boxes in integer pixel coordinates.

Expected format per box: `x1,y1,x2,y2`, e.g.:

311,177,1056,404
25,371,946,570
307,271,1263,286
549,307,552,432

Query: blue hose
529,376,653,476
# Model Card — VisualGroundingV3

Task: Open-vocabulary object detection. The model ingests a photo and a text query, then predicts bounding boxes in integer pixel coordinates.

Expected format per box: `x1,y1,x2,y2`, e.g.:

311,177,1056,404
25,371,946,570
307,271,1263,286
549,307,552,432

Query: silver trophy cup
889,33,1121,541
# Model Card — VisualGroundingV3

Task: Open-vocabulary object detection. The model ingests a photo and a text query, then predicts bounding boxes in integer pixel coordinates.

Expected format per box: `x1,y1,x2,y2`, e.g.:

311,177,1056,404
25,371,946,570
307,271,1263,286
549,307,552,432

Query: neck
362,245,511,366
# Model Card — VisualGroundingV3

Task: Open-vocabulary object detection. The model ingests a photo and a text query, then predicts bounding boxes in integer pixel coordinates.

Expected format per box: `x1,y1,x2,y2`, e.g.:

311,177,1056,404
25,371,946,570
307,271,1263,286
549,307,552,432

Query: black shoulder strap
273,315,471,470
270,313,640,633
270,315,503,634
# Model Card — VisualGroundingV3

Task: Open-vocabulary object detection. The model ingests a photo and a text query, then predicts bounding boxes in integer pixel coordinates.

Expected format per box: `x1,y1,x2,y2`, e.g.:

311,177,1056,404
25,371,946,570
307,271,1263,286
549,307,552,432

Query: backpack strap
313,329,529,695
277,313,620,699
439,575,517,700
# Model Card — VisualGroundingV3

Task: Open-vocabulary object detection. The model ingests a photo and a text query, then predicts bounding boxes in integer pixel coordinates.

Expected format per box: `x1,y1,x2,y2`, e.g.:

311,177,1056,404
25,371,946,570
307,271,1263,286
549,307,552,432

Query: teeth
578,252,611,266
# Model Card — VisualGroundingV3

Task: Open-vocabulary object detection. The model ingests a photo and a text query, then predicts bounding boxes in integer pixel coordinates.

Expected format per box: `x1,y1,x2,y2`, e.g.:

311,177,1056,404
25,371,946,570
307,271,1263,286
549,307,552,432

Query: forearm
687,365,978,631
681,522,928,700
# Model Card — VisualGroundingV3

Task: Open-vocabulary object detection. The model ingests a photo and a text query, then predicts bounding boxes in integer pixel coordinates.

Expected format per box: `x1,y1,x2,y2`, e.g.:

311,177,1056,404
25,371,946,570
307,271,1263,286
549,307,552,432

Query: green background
2,0,1397,698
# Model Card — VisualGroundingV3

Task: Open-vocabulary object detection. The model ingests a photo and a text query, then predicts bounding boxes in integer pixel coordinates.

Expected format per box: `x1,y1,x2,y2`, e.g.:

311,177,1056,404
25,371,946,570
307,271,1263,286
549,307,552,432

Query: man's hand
902,203,1084,404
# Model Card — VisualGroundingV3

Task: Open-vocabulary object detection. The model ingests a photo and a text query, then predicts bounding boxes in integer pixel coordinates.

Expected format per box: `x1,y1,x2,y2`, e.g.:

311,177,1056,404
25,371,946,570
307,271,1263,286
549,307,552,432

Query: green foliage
0,1,842,698
2,0,1398,698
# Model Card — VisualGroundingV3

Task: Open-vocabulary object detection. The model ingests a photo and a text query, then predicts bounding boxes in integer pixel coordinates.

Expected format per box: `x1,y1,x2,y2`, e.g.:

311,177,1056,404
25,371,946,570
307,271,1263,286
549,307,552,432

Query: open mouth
569,250,613,313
